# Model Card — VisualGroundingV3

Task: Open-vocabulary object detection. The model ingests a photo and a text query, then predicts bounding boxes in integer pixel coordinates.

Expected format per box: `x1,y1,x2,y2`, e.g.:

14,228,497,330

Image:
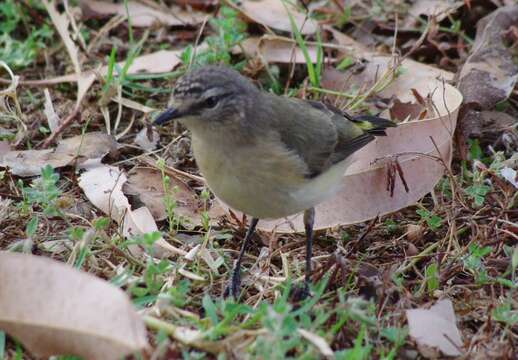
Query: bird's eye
204,96,219,108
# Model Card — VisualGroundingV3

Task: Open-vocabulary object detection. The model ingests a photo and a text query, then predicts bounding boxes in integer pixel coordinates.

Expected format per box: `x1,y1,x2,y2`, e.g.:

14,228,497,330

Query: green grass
0,2,517,359
0,0,53,69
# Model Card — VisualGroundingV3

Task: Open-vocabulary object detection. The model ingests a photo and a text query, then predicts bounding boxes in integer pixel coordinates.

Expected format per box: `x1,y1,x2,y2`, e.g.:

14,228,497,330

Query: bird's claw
223,271,241,300
290,282,311,302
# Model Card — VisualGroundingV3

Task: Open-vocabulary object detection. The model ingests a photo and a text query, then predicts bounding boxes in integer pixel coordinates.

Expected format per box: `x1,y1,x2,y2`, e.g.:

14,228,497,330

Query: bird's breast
191,133,315,219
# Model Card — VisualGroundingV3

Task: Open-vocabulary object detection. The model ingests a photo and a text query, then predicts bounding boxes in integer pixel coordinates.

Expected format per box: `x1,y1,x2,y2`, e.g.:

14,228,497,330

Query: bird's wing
264,95,339,177
264,95,395,177
303,100,376,167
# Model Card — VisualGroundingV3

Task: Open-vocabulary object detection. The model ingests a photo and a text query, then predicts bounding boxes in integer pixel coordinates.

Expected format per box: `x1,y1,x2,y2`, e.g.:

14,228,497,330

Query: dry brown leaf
389,98,426,122
0,251,148,360
123,167,221,228
78,165,186,257
235,0,317,35
406,299,463,357
81,0,205,27
403,0,463,28
239,36,334,64
325,26,370,55
222,56,462,232
321,55,454,100
457,5,518,142
123,167,195,222
0,132,117,176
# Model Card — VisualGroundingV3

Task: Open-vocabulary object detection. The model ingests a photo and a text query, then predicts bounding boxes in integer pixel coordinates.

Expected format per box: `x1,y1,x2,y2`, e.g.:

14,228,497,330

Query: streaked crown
173,66,258,99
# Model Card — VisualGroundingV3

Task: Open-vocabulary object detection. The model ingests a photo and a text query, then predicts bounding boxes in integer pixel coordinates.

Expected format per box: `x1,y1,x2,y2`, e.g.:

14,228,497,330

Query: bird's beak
153,107,182,125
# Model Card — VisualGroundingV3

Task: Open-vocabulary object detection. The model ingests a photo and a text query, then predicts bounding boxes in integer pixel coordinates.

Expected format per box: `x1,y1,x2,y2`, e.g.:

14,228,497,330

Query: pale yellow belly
192,135,347,219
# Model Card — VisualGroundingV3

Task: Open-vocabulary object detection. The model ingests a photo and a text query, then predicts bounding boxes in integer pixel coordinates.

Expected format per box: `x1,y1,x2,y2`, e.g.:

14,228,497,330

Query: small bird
155,66,395,299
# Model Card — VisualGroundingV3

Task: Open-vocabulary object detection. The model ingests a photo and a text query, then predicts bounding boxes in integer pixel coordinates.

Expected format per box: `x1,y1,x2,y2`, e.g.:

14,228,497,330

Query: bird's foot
289,282,311,302
223,270,241,300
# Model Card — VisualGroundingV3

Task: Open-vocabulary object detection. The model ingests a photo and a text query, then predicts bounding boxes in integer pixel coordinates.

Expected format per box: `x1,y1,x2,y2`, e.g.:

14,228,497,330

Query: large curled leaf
0,252,148,360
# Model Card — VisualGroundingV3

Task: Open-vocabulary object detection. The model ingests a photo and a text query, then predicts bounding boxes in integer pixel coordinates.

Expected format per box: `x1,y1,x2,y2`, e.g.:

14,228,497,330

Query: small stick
39,107,80,148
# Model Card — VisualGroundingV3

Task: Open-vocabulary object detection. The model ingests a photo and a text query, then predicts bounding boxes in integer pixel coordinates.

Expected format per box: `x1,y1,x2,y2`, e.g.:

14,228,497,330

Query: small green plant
416,208,442,231
199,187,211,232
464,183,491,207
156,158,182,233
424,262,439,295
336,6,352,27
182,6,247,67
20,165,61,216
125,231,172,306
335,326,372,360
492,301,518,326
0,0,53,69
18,165,63,236
462,243,492,284
384,219,398,234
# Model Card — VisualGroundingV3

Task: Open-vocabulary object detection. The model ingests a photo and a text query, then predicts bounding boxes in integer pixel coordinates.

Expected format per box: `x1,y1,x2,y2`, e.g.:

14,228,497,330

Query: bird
154,65,396,299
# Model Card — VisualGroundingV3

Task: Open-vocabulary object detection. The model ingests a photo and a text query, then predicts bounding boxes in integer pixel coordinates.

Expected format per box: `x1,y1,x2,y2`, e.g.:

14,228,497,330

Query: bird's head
154,66,259,132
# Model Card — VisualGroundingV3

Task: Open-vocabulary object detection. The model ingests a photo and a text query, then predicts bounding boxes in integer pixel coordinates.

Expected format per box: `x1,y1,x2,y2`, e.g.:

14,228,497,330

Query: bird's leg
303,207,315,296
290,207,315,301
224,217,259,299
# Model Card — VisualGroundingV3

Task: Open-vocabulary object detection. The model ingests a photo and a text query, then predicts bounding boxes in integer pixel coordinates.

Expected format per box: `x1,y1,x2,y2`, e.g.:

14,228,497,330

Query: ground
0,0,516,359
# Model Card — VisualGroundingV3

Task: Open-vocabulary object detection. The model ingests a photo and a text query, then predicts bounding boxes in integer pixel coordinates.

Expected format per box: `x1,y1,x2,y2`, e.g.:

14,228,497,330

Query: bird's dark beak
153,107,181,125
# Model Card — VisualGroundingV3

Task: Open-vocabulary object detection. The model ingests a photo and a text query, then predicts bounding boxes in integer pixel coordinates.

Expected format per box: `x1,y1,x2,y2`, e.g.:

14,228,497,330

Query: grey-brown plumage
154,65,396,299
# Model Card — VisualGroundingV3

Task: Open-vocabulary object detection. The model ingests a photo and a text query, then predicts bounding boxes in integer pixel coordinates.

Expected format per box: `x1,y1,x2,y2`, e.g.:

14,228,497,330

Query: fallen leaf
78,164,129,223
0,251,148,360
235,0,318,35
457,5,518,142
389,98,426,122
406,299,463,357
403,0,463,28
321,55,454,101
123,167,209,228
81,0,205,27
0,132,117,176
239,36,335,64
325,25,370,55
78,165,186,257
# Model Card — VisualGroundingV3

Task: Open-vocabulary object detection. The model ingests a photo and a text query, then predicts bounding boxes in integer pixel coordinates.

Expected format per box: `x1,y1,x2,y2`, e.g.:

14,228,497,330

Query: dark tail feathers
352,115,396,136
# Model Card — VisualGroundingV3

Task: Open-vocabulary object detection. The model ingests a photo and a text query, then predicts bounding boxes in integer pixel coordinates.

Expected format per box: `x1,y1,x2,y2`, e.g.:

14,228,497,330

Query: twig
39,107,80,148
189,16,209,69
